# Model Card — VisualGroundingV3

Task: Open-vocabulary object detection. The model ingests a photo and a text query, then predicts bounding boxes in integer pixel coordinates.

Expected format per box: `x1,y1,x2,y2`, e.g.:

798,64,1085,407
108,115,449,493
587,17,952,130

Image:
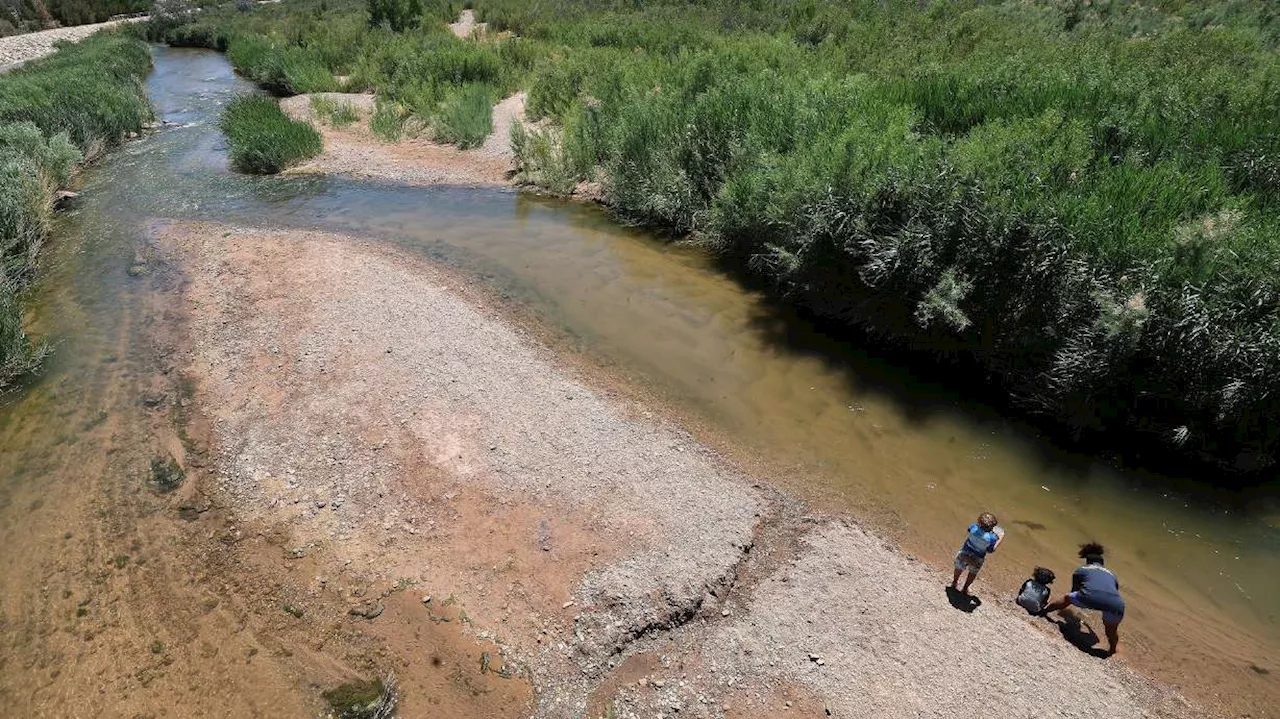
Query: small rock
562,600,575,609
652,679,665,688
315,500,327,509
421,594,432,605
349,602,384,620
816,658,825,666
721,609,730,617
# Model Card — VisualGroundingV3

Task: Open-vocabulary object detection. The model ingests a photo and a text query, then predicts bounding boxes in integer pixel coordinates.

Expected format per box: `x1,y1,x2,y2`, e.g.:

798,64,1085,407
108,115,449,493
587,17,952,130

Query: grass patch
310,96,360,128
370,99,407,142
433,83,494,149
219,95,323,174
0,33,151,390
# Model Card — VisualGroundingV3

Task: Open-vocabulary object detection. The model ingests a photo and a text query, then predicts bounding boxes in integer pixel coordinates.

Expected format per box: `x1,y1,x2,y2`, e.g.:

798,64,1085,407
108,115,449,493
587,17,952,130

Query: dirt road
152,220,1196,718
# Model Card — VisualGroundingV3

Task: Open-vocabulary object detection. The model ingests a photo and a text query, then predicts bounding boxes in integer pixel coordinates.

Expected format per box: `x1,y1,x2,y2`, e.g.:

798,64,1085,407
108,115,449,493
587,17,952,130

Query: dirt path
450,9,487,39
152,220,1199,719
0,19,143,71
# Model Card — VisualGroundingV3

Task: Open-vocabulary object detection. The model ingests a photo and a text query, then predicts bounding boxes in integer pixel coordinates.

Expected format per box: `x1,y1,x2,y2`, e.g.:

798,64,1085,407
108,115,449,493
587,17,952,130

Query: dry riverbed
145,219,1198,719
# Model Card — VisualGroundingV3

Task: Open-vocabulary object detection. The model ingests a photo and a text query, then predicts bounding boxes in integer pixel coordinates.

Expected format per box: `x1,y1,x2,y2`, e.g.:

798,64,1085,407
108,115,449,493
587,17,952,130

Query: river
2,45,1277,714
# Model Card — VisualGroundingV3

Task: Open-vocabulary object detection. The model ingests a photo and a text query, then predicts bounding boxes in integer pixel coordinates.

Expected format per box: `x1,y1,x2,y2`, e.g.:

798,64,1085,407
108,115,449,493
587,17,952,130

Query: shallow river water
4,46,1278,712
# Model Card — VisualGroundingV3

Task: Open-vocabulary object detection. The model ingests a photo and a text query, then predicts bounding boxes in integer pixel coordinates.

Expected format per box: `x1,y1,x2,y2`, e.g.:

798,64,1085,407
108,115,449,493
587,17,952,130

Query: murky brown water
2,46,1277,714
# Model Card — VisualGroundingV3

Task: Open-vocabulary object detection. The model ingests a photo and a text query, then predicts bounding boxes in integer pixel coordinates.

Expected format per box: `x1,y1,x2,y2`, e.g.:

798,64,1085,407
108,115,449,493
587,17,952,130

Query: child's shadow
1046,611,1111,658
944,586,982,613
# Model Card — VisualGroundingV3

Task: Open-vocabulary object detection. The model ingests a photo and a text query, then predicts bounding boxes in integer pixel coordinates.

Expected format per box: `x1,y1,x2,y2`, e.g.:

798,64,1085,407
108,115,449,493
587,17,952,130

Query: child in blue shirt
951,512,1004,594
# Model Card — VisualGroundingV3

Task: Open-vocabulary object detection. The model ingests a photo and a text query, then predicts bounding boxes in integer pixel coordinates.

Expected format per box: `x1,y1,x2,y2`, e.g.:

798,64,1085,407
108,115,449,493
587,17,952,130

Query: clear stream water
3,46,1277,711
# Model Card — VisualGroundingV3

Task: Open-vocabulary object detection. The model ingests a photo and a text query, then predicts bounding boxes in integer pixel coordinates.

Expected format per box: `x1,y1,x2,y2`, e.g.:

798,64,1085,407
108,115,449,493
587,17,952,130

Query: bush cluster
0,32,151,388
219,94,322,174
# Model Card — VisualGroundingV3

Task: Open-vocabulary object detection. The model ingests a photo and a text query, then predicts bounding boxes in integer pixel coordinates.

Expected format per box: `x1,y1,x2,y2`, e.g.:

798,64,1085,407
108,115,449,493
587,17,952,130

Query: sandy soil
280,92,526,186
152,220,1201,719
0,228,532,717
0,19,142,71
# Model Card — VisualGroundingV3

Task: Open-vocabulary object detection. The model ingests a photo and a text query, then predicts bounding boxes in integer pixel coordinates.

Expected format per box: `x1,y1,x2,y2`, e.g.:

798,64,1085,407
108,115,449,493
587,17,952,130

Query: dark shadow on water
727,268,1280,509
1046,612,1112,659
944,586,982,613
510,194,1280,512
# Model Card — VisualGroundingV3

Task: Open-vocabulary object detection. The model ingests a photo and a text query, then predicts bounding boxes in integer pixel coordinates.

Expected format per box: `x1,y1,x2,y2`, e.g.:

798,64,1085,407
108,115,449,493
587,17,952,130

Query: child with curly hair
951,512,1004,594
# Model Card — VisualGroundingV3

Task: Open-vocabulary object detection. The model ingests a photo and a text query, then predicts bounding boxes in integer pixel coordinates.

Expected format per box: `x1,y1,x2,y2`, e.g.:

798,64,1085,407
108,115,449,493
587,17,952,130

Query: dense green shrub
489,0,1280,475
367,0,422,31
432,83,494,147
0,32,153,153
163,0,1280,473
219,94,323,174
0,33,151,388
225,35,338,94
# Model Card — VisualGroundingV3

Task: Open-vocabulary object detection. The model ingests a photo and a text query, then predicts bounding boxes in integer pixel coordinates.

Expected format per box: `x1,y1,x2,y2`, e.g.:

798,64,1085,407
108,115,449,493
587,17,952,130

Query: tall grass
162,0,1280,476
495,0,1280,477
220,95,323,174
153,0,526,148
0,33,152,389
311,96,360,127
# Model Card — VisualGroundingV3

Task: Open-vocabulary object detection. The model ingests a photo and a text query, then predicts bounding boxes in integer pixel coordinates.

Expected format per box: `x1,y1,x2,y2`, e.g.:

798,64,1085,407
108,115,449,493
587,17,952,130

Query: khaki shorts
954,551,985,574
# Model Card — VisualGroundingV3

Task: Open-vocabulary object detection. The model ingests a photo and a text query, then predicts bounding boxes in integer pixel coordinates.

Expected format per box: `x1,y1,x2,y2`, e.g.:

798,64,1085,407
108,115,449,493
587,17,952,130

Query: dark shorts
1067,591,1125,624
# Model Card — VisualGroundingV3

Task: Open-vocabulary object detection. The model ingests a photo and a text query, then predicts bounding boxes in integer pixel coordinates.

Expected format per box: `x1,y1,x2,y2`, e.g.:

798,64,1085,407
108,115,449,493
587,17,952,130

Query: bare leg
1043,595,1071,614
951,567,964,589
960,571,977,593
1104,620,1121,655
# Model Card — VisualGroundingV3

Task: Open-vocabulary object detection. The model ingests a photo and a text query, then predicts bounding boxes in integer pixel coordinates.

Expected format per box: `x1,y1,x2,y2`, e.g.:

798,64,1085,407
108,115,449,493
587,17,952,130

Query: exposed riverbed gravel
160,221,1200,719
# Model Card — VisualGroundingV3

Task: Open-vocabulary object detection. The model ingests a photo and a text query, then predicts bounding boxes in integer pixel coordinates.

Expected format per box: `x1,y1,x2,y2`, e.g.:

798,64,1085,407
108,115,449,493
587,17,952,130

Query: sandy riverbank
152,219,1197,718
279,91,527,187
